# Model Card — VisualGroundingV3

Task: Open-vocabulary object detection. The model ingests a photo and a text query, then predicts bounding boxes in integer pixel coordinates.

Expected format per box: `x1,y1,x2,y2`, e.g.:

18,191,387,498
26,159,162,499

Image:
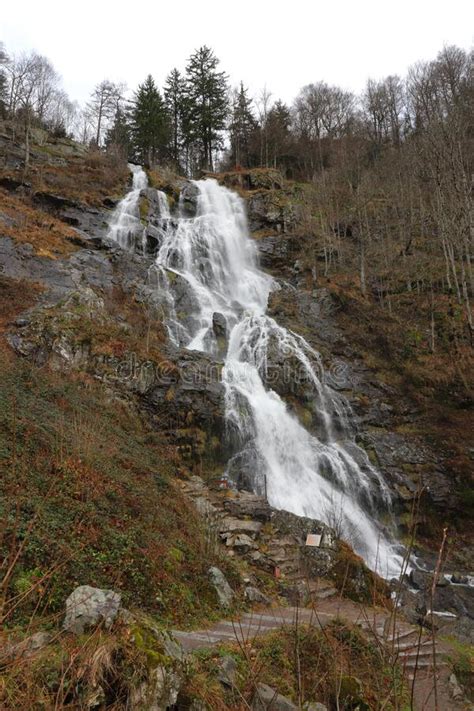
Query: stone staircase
357,617,463,710
179,475,338,597
178,476,467,710
173,601,464,711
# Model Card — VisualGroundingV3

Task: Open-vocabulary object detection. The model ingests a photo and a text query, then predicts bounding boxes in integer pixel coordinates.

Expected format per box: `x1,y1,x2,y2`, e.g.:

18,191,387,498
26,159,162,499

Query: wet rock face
180,182,200,217
212,311,227,338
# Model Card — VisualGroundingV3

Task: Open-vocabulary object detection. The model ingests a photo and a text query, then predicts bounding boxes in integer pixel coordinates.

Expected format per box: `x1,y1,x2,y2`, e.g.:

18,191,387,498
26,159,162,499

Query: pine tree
229,82,258,167
104,105,131,158
266,100,292,169
164,68,186,170
131,75,169,167
185,46,229,171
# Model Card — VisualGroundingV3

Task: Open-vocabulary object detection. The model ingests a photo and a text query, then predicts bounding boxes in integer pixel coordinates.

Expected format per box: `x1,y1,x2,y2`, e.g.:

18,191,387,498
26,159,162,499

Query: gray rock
450,615,474,644
409,569,430,590
257,235,300,272
212,311,227,338
252,683,297,710
129,665,182,711
430,583,474,621
223,493,272,522
208,567,234,608
219,518,263,537
227,533,257,552
451,573,469,585
63,585,121,634
304,704,328,711
194,496,219,518
217,655,238,687
271,510,336,549
448,673,464,700
245,586,271,605
180,182,200,217
0,631,51,662
398,588,426,625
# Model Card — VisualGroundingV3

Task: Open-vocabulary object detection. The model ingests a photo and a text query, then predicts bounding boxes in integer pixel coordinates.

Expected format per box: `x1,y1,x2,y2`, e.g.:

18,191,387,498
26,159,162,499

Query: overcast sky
2,0,473,107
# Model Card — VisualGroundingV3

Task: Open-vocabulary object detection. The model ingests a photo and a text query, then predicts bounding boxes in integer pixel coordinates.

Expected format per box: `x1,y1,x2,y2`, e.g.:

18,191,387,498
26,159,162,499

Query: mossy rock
332,542,390,604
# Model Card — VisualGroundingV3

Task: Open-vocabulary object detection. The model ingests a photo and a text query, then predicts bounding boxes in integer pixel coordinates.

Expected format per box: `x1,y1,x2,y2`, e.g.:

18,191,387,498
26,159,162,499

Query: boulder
245,586,271,606
430,583,474,621
252,683,297,710
212,312,227,338
227,533,257,552
257,235,300,272
180,182,200,217
409,569,431,590
63,585,121,634
448,673,464,701
451,573,469,585
301,547,337,578
304,704,328,711
208,567,234,608
398,588,426,625
217,655,238,687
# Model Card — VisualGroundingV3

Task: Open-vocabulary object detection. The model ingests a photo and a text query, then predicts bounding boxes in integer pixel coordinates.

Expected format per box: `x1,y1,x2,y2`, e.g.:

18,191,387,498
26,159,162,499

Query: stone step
398,649,434,661
406,670,441,681
360,623,386,637
386,627,423,643
403,658,446,670
395,640,433,652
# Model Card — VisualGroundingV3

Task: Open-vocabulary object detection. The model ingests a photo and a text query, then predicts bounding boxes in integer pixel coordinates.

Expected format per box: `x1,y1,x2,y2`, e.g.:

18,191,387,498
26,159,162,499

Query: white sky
2,0,473,107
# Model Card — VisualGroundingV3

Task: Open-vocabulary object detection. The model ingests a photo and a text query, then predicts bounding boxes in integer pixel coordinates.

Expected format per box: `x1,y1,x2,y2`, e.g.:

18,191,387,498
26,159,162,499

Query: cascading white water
108,164,148,249
111,171,405,577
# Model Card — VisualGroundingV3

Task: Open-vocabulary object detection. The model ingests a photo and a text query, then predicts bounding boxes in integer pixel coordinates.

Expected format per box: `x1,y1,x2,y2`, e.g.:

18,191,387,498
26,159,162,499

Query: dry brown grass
0,188,79,258
1,150,129,207
0,275,43,338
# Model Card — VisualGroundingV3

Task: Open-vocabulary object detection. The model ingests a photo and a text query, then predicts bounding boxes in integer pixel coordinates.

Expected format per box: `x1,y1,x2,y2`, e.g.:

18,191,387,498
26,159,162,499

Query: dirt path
174,600,464,711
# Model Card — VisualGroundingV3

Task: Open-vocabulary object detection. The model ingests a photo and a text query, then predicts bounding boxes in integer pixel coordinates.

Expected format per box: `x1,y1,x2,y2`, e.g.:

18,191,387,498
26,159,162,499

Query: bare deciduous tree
87,80,125,146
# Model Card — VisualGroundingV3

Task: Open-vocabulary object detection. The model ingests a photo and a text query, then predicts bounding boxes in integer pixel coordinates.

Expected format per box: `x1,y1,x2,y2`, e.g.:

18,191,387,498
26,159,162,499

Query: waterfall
111,172,405,578
108,164,148,249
